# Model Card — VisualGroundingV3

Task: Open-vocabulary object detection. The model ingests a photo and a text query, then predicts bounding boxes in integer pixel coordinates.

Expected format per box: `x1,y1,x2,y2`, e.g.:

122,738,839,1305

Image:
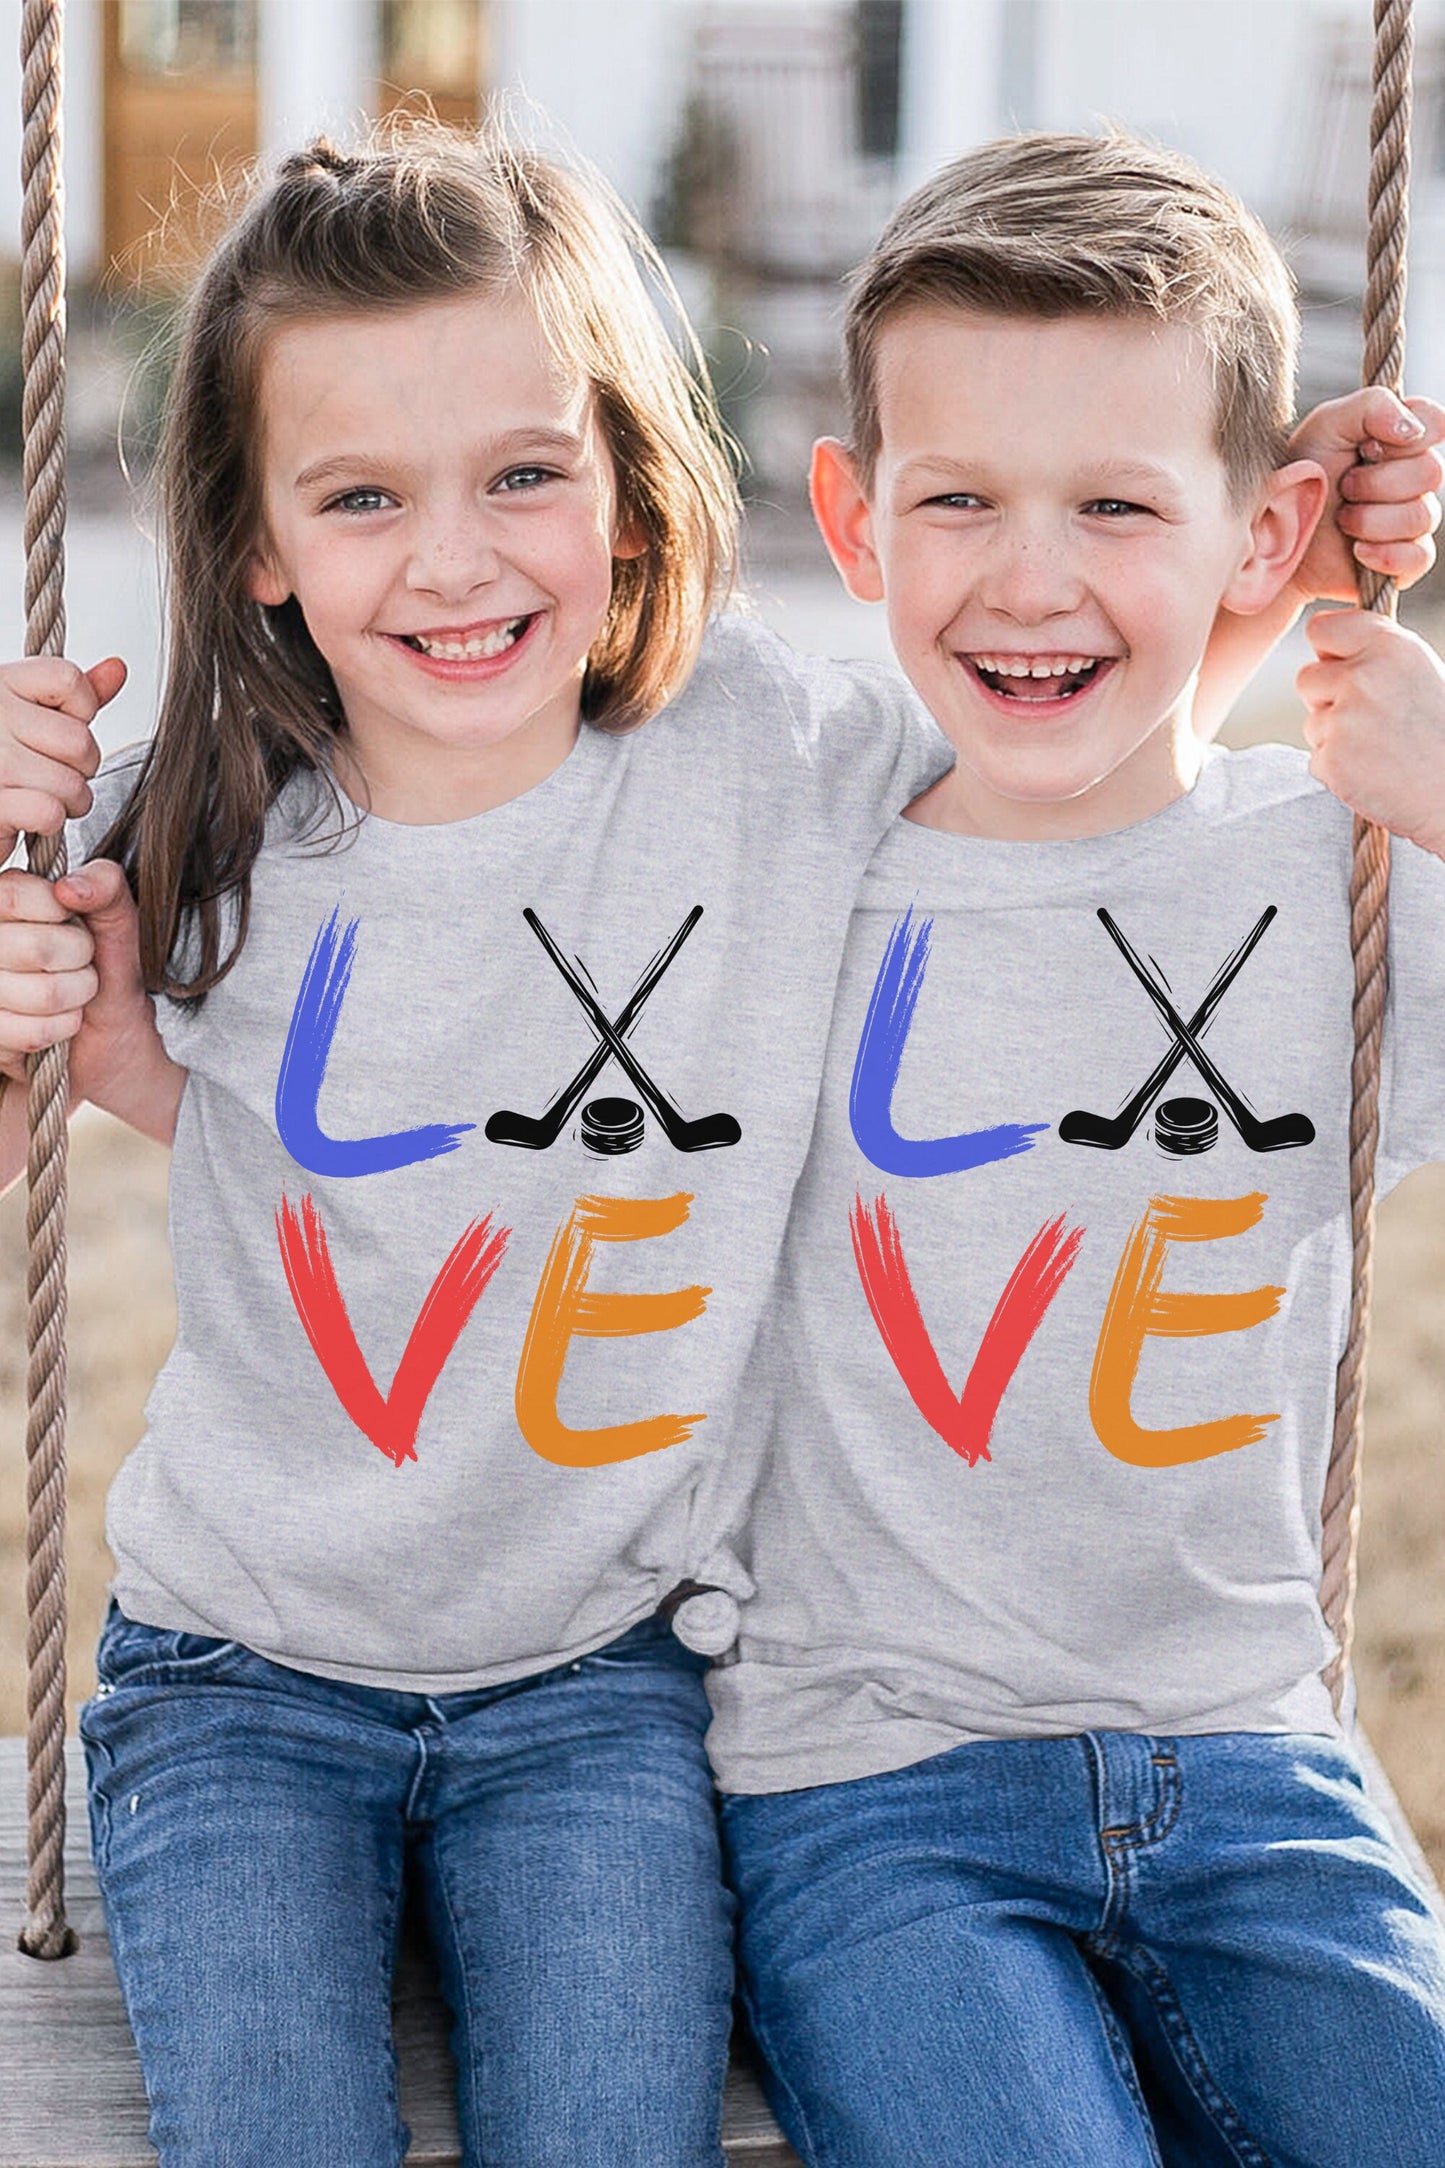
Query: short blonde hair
845,130,1298,501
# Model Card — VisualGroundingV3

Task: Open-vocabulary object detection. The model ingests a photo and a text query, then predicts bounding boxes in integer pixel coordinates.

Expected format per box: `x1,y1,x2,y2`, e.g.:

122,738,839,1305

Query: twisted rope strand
1318,0,1411,1718
18,0,75,1961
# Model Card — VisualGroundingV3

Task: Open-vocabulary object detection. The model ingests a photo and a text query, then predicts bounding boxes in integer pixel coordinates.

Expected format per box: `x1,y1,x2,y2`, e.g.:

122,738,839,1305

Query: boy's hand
1196,390,1443,745
0,858,182,1146
0,654,126,862
1285,389,1444,606
1297,608,1445,858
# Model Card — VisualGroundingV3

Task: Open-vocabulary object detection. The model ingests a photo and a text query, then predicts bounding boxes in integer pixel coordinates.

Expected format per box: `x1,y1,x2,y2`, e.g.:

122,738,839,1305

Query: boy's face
815,308,1305,839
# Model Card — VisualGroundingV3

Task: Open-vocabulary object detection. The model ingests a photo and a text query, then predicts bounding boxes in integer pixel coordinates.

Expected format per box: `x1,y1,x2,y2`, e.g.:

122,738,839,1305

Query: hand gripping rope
1318,0,1412,1721
18,0,75,1962
10,0,1416,1954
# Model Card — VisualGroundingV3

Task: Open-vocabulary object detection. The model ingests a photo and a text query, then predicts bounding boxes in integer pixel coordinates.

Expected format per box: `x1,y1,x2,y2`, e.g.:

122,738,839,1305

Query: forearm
85,1030,186,1146
1195,587,1305,742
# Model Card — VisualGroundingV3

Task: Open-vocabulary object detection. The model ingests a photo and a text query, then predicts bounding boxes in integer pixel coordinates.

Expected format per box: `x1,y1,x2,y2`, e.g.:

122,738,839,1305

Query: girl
1,123,1436,2168
0,126,951,2168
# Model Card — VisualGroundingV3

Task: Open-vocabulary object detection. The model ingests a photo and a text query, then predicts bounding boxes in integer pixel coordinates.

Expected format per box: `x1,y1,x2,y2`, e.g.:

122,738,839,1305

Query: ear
1221,458,1330,614
246,549,290,608
809,437,885,603
611,514,649,564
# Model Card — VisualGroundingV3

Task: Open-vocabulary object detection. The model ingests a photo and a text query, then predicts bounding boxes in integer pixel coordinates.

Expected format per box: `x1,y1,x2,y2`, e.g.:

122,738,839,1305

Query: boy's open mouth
396,615,534,660
965,653,1112,702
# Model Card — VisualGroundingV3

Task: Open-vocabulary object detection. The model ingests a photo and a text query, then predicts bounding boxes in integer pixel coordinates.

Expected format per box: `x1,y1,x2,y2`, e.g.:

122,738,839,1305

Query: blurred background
1,0,1445,1869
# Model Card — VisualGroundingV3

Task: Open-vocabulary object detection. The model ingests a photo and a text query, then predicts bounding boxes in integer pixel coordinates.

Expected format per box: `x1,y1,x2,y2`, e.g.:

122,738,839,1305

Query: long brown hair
105,122,740,1001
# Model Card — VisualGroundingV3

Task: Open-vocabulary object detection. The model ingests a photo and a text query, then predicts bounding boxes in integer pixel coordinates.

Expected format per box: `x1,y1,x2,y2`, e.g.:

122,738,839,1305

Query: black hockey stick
1097,909,1314,1151
485,906,703,1149
1059,905,1276,1149
522,909,742,1152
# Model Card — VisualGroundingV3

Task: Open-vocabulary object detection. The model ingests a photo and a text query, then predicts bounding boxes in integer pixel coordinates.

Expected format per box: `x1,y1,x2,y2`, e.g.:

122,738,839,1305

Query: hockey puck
580,1096,645,1155
1155,1095,1218,1155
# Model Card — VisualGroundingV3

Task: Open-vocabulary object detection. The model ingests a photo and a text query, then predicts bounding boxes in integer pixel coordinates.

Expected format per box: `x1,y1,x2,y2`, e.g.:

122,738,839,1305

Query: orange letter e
1090,1191,1283,1468
515,1192,709,1467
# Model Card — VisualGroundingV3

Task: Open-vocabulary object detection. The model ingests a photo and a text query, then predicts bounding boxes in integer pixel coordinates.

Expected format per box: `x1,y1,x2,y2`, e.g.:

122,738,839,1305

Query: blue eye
325,486,395,514
1087,498,1148,518
496,465,558,493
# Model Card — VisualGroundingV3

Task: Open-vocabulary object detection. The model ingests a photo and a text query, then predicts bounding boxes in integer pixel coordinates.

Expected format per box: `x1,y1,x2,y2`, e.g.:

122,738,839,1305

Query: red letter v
850,1192,1083,1467
277,1193,510,1466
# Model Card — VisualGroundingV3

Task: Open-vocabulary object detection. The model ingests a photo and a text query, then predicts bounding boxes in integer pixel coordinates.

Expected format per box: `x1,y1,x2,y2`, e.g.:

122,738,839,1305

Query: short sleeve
694,609,953,846
1377,836,1445,1188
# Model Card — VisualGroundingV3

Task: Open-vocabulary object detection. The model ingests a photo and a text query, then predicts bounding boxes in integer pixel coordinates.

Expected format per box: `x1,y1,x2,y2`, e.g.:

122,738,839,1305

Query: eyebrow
292,427,589,492
892,454,1188,494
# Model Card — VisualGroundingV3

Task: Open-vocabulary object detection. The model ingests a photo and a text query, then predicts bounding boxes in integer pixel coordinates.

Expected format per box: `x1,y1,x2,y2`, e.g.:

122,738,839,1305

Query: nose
977,516,1086,624
404,500,501,601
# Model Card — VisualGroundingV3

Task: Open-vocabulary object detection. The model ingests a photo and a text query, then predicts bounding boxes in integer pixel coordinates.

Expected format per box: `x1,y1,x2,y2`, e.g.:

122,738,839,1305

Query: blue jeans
80,1602,733,2168
722,1730,1445,2168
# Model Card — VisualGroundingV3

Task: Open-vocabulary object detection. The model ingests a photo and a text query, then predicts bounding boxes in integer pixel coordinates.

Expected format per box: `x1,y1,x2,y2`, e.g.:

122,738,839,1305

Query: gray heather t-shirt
76,614,950,1690
706,745,1445,1794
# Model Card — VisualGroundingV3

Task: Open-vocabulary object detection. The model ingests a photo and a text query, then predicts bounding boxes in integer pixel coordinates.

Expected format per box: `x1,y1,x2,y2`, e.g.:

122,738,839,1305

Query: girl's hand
1285,389,1445,606
1297,608,1445,858
0,654,127,862
0,857,183,1143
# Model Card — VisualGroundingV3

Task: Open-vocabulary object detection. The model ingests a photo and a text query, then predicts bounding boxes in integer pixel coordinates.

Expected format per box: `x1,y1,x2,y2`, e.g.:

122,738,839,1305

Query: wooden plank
0,1739,799,2168
11,1725,1433,2165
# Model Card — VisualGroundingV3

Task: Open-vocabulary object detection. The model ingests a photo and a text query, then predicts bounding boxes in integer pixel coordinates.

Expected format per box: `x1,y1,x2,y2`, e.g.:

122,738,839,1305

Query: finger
1340,448,1445,502
0,784,87,839
1296,658,1342,707
0,867,74,924
1401,395,1445,447
1305,607,1377,660
1335,496,1442,544
0,731,100,807
0,1005,85,1056
0,918,95,974
1351,533,1437,583
1294,387,1426,462
84,656,128,709
0,700,103,777
1344,388,1431,458
57,860,143,994
0,656,109,725
0,962,98,1019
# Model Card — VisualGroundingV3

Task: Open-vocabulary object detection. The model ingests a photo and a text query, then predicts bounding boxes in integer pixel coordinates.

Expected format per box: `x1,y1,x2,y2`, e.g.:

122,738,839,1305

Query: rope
0,0,1409,1955
1319,0,1411,1718
18,0,75,1961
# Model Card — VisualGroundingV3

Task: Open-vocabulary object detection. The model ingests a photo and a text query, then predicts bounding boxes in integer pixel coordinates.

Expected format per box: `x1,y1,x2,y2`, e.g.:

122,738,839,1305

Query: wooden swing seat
0,1740,801,2167
3,1737,1438,2168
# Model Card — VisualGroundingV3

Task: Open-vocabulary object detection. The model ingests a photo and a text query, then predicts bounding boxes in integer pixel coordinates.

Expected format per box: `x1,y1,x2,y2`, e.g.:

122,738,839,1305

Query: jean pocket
92,1603,245,1693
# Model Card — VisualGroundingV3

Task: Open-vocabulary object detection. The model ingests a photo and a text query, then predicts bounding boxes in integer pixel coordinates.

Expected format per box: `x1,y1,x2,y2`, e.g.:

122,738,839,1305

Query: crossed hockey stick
1059,904,1313,1153
485,907,741,1153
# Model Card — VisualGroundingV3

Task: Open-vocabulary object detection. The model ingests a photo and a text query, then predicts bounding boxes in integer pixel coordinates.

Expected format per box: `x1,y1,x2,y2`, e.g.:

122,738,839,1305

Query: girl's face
247,290,639,822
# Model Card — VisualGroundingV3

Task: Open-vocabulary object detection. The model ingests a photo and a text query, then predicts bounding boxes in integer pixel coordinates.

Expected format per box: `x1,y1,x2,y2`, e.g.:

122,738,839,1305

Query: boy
0,125,1441,2168
708,133,1445,2165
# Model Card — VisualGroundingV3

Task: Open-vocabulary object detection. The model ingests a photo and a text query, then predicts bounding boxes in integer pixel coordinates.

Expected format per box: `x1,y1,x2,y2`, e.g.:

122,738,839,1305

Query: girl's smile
247,291,639,824
384,611,539,673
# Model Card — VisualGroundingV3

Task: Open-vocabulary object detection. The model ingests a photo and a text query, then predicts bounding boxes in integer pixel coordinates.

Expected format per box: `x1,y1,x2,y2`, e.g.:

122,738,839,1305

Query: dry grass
1,1109,1443,1872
